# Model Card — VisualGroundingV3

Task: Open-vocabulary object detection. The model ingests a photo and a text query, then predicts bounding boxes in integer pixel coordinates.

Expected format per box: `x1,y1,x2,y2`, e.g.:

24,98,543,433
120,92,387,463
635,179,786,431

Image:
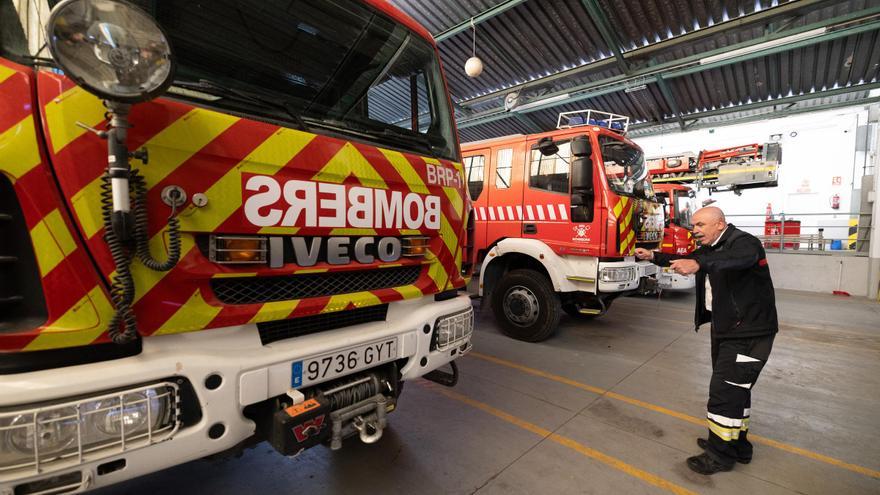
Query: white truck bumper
0,295,472,493
657,267,696,290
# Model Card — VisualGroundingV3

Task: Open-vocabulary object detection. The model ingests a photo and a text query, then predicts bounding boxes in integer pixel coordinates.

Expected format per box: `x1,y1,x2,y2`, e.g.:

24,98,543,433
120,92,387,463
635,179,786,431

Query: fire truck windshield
598,136,653,200
673,189,696,229
37,0,459,160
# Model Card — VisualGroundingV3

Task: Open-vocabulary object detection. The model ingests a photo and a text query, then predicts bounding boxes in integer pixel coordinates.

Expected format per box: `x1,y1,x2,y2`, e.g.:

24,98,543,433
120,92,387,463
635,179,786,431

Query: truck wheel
491,269,560,342
562,304,599,320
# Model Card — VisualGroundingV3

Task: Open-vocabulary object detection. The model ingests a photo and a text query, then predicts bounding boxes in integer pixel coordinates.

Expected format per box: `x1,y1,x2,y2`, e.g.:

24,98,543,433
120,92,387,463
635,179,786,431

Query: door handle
523,223,537,234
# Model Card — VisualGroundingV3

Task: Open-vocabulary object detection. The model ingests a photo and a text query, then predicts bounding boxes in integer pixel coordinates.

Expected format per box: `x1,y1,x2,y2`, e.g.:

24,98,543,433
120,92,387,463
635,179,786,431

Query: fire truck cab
654,183,697,291
0,0,474,492
462,110,663,342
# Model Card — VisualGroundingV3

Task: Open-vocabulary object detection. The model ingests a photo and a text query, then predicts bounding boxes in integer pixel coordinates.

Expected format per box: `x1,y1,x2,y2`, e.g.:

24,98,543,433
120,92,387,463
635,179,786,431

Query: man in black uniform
635,207,777,475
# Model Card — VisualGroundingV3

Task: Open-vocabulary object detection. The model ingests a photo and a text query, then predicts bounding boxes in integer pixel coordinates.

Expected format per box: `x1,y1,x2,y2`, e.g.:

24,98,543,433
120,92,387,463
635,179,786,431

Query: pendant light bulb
465,18,483,78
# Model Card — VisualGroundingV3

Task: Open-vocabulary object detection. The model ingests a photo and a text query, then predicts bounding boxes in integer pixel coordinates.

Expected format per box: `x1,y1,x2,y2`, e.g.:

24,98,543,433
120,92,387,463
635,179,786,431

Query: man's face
692,211,726,246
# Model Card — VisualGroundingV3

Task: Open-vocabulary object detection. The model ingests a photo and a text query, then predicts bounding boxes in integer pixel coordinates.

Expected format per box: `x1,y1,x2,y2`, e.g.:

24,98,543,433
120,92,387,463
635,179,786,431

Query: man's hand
634,248,654,261
670,259,700,275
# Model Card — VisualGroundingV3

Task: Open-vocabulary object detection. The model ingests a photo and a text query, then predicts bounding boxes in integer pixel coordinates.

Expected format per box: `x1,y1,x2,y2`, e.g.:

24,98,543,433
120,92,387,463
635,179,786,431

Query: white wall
633,105,872,242
766,252,871,297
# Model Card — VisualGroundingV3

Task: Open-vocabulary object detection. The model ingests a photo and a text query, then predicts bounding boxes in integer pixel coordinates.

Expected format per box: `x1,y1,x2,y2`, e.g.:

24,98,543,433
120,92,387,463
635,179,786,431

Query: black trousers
705,334,775,466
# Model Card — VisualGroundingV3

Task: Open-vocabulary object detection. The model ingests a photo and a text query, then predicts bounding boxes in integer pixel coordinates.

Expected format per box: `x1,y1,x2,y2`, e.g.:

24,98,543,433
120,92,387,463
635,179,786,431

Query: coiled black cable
131,169,181,271
100,173,137,344
101,169,182,344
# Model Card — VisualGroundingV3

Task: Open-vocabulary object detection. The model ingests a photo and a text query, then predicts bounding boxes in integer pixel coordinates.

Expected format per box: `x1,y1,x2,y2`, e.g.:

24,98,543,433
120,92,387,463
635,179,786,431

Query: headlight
432,307,474,352
0,383,178,474
600,267,636,283
46,0,175,103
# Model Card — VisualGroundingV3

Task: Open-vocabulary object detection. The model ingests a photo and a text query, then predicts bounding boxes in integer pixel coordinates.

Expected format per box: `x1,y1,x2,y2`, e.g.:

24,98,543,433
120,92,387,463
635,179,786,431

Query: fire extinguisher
830,194,840,210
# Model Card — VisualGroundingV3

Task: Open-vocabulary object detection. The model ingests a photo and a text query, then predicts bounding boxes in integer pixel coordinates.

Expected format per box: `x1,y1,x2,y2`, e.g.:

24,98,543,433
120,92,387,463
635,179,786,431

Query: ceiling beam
457,11,880,129
434,0,530,42
580,0,630,73
654,75,686,130
456,0,833,108
629,82,880,134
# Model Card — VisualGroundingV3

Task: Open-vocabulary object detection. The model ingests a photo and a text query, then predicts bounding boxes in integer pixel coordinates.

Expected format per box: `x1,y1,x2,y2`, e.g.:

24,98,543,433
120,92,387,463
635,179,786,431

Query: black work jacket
653,225,778,338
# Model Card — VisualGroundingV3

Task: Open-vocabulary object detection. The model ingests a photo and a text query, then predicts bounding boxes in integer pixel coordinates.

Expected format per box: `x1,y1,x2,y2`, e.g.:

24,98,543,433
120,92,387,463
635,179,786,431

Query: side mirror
537,137,559,157
571,135,591,157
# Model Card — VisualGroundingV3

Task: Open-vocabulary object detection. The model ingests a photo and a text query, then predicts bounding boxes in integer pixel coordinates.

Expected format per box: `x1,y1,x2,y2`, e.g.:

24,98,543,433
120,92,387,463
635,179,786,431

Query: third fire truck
653,183,697,291
462,110,663,342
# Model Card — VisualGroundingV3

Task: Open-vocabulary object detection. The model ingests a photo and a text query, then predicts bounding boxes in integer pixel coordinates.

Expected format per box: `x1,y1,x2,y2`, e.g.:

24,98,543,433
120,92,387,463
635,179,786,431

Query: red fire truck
0,0,473,491
648,142,781,192
462,110,663,342
653,183,697,290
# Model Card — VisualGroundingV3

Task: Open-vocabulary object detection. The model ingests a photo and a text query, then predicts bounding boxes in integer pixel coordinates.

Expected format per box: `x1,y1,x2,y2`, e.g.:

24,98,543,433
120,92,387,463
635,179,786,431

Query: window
529,141,570,193
673,189,696,230
598,136,653,199
495,148,513,189
464,155,485,201
100,0,459,160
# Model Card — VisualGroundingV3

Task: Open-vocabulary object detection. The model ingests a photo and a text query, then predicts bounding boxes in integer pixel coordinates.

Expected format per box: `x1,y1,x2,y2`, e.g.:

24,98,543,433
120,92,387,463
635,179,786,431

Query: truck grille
211,266,421,305
0,175,47,332
257,304,389,345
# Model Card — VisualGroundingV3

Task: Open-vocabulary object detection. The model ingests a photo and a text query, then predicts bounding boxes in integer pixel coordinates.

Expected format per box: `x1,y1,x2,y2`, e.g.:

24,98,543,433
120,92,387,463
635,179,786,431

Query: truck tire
491,269,560,342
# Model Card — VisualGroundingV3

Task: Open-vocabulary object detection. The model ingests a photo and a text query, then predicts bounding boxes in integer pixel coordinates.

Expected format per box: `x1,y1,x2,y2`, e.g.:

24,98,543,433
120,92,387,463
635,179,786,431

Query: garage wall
633,105,873,242
766,252,871,297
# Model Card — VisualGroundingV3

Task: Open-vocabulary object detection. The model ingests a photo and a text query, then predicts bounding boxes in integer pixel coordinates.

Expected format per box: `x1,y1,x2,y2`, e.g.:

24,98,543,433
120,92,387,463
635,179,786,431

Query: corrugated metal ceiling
388,0,880,141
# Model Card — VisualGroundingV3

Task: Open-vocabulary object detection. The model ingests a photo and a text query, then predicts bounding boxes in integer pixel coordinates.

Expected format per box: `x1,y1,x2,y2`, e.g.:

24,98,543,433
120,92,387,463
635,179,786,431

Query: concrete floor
97,290,880,494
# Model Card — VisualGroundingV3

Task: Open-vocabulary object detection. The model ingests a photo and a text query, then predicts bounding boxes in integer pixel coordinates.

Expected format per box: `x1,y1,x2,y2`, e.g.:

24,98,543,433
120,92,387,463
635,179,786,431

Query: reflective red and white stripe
473,204,569,222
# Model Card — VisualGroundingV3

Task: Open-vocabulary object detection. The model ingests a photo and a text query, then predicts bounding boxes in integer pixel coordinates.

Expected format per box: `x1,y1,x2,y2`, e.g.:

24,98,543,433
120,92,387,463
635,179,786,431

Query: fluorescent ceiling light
625,84,647,93
512,93,570,112
699,27,827,65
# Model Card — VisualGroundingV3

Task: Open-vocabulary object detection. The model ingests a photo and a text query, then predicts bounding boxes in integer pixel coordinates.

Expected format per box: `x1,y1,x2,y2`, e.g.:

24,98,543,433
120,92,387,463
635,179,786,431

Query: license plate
291,338,398,389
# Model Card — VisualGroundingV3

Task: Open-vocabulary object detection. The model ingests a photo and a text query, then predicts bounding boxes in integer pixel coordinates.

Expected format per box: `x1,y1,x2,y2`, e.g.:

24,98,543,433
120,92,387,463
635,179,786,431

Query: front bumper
0,295,472,493
657,268,696,290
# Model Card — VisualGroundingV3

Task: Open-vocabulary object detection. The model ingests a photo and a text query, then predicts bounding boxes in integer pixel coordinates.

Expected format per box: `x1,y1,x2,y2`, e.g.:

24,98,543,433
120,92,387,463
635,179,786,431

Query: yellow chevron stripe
295,268,329,274
313,142,387,189
154,289,222,335
43,86,105,153
612,200,623,218
378,149,430,194
258,226,301,235
212,272,258,278
0,115,42,180
620,211,631,230
330,228,378,236
30,209,78,277
24,286,112,350
439,214,458,258
0,64,16,84
248,300,299,324
322,291,382,313
72,109,239,239
393,284,423,299
426,251,449,290
442,186,464,220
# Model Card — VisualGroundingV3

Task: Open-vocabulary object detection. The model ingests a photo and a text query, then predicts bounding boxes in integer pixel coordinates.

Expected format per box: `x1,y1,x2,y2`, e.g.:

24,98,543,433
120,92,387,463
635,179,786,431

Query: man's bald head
691,206,728,246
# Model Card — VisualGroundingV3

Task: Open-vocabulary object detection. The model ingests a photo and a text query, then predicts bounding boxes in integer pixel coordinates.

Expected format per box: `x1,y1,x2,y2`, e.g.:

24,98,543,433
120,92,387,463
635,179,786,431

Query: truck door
484,144,525,247
462,150,489,258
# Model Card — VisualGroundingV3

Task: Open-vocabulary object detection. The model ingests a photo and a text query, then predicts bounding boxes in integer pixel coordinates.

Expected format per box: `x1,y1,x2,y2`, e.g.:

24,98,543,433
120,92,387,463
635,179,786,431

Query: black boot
697,438,752,464
687,452,734,475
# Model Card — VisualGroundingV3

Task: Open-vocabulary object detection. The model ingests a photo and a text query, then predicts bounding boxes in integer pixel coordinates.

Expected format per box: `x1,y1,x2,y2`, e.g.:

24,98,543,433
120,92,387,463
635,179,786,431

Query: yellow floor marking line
469,352,880,479
429,385,697,495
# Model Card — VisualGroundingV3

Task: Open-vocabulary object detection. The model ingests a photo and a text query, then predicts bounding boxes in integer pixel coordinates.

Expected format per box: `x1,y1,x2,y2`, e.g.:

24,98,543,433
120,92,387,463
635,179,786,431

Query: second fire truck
462,110,664,342
653,183,697,291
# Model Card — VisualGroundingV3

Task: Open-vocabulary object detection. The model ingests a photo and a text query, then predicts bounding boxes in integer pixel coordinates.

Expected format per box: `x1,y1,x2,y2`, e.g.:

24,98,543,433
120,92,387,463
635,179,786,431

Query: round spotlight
46,0,175,103
465,56,483,78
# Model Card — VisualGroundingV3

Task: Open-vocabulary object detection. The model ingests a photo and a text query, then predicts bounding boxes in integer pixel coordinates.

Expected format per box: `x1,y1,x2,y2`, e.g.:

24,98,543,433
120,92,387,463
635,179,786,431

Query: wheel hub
503,285,540,327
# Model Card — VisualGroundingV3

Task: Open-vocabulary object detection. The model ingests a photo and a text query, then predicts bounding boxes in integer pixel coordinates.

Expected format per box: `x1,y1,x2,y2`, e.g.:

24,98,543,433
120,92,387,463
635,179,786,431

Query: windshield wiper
171,79,308,130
